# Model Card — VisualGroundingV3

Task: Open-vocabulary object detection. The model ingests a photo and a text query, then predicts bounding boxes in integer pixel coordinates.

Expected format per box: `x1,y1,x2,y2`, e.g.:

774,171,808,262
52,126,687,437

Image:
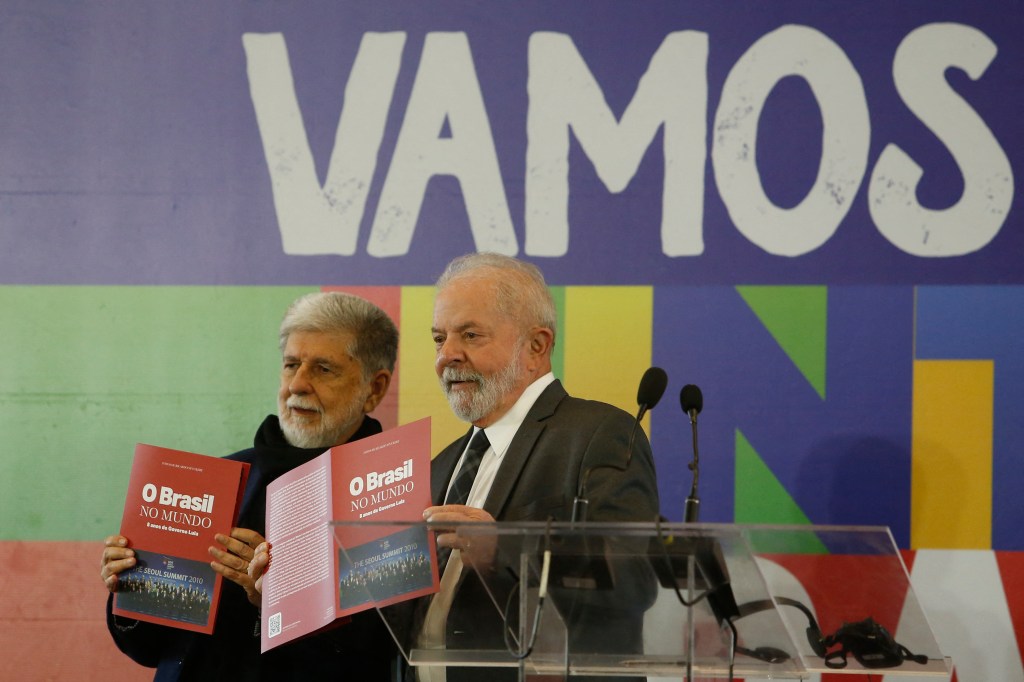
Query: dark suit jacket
429,379,660,681
431,379,659,524
107,416,396,681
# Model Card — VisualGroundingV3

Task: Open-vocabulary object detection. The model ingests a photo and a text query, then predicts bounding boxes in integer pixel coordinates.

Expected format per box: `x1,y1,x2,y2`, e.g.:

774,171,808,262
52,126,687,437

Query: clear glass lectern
330,521,950,680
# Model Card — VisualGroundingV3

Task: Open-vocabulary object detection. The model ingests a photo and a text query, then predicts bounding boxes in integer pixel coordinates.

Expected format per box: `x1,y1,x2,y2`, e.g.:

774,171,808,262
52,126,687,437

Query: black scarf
229,414,384,534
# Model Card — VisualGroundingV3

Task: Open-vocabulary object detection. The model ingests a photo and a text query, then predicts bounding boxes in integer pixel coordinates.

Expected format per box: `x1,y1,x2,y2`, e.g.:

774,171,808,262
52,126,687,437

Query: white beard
278,394,365,449
440,351,521,423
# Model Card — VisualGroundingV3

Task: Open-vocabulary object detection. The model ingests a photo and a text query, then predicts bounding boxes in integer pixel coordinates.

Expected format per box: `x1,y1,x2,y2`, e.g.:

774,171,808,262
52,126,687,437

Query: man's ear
362,369,393,413
527,326,554,359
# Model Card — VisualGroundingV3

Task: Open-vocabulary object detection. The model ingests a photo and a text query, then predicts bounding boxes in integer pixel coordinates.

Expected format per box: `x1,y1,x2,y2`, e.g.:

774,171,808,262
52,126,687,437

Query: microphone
680,384,703,522
681,383,702,423
626,366,669,467
572,367,668,523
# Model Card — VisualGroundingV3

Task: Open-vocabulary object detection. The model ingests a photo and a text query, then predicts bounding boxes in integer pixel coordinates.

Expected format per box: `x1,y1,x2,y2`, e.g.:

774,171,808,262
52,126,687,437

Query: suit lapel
432,427,473,505
482,380,566,518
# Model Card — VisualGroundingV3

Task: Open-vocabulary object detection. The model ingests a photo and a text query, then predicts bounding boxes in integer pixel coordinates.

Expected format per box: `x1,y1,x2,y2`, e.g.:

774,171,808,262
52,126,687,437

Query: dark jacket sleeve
106,592,185,669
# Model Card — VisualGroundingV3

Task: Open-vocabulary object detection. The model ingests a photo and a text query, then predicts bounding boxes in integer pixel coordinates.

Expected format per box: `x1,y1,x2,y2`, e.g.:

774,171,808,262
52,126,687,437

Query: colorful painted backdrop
1,2,1021,680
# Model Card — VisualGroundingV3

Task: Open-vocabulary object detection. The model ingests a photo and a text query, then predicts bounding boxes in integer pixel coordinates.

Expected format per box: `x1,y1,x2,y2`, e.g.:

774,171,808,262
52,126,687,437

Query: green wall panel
0,286,316,541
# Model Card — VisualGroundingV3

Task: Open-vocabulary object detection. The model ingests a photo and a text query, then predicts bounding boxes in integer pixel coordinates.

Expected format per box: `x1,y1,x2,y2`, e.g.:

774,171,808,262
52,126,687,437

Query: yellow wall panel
397,287,471,455
912,360,993,549
562,287,653,417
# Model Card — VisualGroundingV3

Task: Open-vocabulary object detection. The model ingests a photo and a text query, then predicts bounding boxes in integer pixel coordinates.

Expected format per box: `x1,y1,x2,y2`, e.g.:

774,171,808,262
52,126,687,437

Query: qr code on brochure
268,612,282,638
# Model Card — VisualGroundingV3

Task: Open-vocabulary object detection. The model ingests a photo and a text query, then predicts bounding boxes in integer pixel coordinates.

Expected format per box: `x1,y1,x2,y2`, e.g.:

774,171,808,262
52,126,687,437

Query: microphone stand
684,407,700,522
572,405,646,524
679,384,703,522
573,367,667,524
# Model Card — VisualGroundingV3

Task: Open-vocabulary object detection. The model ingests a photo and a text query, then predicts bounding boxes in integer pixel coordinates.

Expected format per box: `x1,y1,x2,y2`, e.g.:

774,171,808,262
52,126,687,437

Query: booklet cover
113,443,250,634
261,417,437,652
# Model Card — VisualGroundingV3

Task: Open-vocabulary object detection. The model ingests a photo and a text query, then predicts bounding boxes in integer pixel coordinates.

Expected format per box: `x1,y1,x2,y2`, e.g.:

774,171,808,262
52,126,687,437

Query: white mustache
441,367,482,388
286,398,323,414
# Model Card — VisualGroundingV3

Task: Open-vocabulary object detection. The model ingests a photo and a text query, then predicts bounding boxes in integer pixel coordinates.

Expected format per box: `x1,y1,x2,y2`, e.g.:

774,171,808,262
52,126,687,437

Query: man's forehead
283,329,354,358
432,309,517,334
434,315,489,331
435,279,503,316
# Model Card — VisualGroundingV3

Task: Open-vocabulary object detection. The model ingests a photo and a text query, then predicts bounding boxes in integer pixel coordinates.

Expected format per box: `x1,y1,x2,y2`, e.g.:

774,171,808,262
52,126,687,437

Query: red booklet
261,417,437,652
113,443,250,634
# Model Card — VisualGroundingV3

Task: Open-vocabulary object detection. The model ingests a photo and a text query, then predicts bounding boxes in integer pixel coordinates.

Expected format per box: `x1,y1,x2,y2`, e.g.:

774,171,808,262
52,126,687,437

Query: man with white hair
101,291,400,680
422,253,660,682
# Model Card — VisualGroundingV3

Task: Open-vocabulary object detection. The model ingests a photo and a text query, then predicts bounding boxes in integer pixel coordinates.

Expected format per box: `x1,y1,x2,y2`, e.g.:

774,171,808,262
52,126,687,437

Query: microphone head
637,367,669,409
680,384,703,415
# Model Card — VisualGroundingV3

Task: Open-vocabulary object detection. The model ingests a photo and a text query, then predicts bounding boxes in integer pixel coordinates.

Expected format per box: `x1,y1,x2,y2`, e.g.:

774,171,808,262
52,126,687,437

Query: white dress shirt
418,372,556,681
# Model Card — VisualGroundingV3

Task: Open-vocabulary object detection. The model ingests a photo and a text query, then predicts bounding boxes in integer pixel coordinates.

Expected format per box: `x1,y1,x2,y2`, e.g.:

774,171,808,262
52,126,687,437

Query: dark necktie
444,428,491,506
437,429,490,572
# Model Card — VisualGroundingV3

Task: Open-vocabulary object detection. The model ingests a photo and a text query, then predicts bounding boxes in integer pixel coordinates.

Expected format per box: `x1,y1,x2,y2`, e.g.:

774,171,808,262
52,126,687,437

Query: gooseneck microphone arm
685,410,700,520
572,367,668,523
680,384,703,523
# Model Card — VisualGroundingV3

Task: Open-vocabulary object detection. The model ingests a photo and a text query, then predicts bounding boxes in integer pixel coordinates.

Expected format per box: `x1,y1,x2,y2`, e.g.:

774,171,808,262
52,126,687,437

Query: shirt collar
477,372,555,461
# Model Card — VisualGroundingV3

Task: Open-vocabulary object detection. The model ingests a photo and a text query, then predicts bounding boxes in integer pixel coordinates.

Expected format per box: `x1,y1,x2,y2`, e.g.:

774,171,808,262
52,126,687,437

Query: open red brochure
113,443,250,634
261,417,437,652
